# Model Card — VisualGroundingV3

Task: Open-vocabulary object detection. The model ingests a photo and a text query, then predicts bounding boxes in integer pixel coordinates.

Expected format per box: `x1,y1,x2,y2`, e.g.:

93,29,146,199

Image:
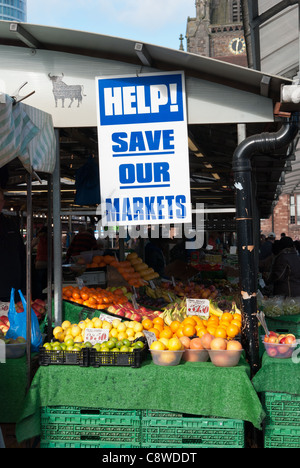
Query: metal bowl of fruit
262,332,298,359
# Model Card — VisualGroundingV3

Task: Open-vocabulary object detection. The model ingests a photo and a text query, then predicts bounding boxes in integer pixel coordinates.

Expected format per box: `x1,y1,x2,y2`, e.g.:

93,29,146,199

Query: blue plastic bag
6,288,43,352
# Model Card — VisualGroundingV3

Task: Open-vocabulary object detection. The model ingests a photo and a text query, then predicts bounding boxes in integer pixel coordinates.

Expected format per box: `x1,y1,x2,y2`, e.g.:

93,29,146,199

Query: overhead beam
9,23,42,49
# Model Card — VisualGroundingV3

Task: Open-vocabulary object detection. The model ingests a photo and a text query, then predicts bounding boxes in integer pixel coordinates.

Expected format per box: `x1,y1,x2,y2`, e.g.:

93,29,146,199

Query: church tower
186,0,247,67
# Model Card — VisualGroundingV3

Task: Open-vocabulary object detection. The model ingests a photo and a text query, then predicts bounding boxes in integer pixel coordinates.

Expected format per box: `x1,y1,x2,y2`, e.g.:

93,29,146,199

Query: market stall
0,20,299,450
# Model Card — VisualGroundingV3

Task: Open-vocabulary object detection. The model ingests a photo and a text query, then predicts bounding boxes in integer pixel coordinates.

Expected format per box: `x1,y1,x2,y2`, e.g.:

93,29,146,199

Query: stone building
185,0,247,67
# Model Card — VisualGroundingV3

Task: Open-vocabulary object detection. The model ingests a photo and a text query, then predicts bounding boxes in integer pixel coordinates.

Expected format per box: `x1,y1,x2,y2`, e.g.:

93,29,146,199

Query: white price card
98,313,115,323
186,299,210,319
84,328,110,345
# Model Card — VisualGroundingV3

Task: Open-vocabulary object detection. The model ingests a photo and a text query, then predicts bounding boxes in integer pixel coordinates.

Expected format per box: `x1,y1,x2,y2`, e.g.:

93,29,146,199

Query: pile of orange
62,285,128,309
191,312,242,340
114,260,147,288
86,254,116,269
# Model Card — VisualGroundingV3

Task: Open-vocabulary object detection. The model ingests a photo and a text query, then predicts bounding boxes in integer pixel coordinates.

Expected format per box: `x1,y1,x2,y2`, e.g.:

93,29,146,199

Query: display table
16,354,265,443
252,352,300,395
0,355,31,423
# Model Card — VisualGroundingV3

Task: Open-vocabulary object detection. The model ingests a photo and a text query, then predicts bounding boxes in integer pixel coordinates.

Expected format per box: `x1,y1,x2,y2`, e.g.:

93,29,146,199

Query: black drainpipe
232,114,299,376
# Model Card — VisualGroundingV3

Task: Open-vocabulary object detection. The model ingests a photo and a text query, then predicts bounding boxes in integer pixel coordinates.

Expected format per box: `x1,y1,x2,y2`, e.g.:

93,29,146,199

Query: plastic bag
5,288,43,352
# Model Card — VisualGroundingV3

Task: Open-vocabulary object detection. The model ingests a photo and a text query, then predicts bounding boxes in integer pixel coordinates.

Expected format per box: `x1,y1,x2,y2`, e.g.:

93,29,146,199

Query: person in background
32,226,48,299
66,226,97,261
259,232,276,277
267,236,300,297
0,188,26,302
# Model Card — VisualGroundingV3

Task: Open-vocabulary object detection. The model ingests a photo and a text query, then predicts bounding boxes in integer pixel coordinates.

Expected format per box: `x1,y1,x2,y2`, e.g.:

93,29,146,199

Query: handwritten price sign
84,328,110,345
186,299,210,319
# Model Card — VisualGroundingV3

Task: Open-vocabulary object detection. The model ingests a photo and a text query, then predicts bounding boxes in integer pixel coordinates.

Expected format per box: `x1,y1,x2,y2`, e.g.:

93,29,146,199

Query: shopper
66,226,97,261
0,188,26,302
267,236,300,297
259,232,276,276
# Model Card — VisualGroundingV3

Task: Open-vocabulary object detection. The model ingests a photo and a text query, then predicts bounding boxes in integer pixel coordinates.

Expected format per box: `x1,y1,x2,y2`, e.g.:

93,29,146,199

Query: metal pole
47,174,53,341
26,172,32,391
53,129,62,325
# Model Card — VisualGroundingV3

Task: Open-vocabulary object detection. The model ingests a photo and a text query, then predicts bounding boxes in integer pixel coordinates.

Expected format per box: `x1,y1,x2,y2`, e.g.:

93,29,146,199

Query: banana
209,302,223,318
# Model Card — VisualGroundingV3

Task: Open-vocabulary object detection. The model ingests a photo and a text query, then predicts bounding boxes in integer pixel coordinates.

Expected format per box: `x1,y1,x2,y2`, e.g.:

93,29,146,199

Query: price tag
76,277,85,289
143,331,157,347
186,299,210,319
98,313,115,323
131,295,139,310
84,328,109,345
149,280,156,290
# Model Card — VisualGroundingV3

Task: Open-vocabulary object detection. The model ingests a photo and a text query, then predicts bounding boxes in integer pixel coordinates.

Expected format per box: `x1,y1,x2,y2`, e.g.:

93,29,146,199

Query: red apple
0,316,9,327
285,334,296,345
278,345,290,355
269,331,278,337
267,346,278,357
268,336,279,344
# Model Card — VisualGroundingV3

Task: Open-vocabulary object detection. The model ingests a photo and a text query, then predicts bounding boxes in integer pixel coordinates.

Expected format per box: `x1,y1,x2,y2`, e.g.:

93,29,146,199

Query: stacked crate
263,392,300,448
40,406,245,449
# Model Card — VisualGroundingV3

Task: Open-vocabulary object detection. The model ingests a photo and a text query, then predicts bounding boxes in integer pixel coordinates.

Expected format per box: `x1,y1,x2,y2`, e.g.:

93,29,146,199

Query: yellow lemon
78,321,87,330
168,337,183,351
110,328,119,338
126,328,135,338
71,325,81,337
61,321,71,330
112,319,122,329
102,321,112,331
53,326,63,336
133,322,143,333
117,322,127,333
118,331,127,341
74,335,83,343
55,331,65,342
64,333,73,343
92,318,103,329
159,337,169,348
124,321,133,328
150,340,166,350
134,331,144,339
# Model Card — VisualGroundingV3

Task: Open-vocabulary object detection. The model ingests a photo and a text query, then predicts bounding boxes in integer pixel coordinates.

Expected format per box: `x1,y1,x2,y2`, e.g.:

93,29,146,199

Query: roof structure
0,20,296,220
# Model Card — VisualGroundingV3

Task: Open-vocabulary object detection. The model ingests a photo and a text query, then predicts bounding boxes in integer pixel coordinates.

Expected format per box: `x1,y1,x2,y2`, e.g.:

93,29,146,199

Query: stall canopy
0,93,56,174
0,20,296,221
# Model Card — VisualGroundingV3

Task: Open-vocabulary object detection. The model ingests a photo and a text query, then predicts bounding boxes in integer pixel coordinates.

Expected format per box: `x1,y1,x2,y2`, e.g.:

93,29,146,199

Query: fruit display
261,297,300,318
92,337,145,354
262,331,298,359
126,252,160,282
106,302,162,322
62,285,128,308
0,315,9,334
161,280,219,300
137,285,179,310
200,334,243,367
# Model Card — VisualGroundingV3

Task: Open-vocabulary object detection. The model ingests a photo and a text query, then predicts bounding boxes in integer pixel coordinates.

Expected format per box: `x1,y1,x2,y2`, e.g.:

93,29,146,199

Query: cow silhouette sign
48,73,86,108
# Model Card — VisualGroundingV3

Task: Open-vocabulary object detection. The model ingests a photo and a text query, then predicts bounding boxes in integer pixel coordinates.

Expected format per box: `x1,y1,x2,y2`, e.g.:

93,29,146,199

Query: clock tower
186,0,247,67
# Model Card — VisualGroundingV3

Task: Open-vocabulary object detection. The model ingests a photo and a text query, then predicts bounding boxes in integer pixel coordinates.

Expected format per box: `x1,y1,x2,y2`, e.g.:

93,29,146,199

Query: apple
267,346,278,357
131,312,142,322
268,331,278,337
125,311,133,319
0,316,9,327
116,309,126,317
285,334,296,345
268,336,279,344
279,337,287,344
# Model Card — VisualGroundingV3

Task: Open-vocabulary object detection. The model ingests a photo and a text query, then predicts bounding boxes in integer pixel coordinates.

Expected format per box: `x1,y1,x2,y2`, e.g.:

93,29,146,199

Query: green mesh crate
264,426,300,448
40,440,140,449
41,406,141,418
40,407,141,445
263,392,300,427
141,409,183,418
141,416,245,448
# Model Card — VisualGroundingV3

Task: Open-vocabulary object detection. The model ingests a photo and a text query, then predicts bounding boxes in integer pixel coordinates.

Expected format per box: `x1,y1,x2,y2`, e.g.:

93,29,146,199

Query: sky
26,0,197,51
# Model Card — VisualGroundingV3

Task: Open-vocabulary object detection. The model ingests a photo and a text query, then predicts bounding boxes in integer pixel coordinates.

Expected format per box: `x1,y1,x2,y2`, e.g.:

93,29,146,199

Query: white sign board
84,328,110,345
186,299,210,319
96,71,191,226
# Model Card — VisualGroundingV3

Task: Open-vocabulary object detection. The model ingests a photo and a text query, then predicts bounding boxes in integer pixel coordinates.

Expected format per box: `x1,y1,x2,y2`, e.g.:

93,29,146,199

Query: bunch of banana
209,301,224,318
162,299,188,326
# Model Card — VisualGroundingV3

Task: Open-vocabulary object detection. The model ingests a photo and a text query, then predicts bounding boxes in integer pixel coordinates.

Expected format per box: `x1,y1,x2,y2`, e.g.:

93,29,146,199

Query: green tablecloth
16,354,265,442
252,352,300,395
0,355,28,423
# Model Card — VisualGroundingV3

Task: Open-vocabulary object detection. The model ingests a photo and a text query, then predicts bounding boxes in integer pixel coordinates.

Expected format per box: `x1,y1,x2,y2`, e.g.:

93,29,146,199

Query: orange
222,312,233,322
208,315,219,325
170,320,181,333
176,326,185,338
148,327,160,339
231,320,242,330
206,325,217,336
152,316,164,327
233,313,242,321
182,317,197,327
226,323,240,339
182,324,196,337
214,327,227,339
159,328,173,340
219,320,230,329
150,340,166,351
196,328,207,338
191,315,203,325
142,319,153,330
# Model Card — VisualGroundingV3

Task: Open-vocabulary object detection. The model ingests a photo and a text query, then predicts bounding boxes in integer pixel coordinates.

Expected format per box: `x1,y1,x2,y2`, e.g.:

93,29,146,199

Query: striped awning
0,94,56,174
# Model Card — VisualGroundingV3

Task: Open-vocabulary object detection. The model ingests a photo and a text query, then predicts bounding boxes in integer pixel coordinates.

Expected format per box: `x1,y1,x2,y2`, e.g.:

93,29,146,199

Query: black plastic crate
89,347,144,368
39,346,90,367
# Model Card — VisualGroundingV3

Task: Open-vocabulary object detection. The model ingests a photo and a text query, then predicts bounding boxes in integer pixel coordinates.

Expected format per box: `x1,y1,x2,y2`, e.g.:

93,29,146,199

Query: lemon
85,320,94,329
133,322,143,333
118,331,127,341
61,321,71,330
64,337,74,347
102,321,112,331
110,328,119,338
92,318,103,329
55,331,65,343
112,319,122,329
78,321,87,330
71,325,81,337
168,337,183,351
74,335,83,343
117,322,127,332
150,340,166,350
134,331,144,339
159,337,169,348
53,326,63,336
126,328,135,338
